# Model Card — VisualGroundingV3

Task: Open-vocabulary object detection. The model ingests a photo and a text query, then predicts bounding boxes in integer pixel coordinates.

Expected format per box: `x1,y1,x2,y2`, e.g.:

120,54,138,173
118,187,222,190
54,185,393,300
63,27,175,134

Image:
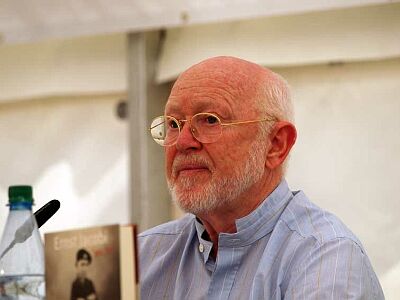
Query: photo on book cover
45,225,122,300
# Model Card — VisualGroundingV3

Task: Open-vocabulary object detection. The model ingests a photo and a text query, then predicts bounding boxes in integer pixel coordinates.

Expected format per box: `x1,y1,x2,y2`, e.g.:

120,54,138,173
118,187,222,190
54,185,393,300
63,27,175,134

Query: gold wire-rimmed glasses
149,112,276,146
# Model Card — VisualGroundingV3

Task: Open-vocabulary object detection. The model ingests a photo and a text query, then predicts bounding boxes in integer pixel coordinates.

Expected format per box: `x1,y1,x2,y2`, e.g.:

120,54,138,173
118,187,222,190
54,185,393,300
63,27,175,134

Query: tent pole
127,31,171,231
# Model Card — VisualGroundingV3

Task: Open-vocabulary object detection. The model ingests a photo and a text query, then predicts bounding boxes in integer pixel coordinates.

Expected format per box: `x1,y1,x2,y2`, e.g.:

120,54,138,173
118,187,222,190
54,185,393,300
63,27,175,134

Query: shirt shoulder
138,214,196,261
138,214,197,286
276,191,384,298
138,213,195,238
280,191,363,249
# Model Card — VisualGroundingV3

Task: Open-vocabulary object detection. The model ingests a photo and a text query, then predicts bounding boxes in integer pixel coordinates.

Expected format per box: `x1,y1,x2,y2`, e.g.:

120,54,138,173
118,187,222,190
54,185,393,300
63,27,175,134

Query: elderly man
139,56,384,299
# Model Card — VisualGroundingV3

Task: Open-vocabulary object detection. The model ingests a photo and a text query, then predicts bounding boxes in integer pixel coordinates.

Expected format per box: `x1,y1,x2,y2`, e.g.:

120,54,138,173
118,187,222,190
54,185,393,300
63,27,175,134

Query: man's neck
197,172,281,258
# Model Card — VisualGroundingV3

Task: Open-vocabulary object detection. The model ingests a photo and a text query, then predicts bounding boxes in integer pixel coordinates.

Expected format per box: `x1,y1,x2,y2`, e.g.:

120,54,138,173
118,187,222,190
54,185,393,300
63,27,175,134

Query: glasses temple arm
221,117,277,126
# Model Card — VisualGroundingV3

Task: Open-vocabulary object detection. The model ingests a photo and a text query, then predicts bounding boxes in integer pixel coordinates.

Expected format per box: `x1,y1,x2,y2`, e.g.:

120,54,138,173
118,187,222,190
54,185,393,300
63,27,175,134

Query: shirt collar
195,220,214,264
194,179,293,249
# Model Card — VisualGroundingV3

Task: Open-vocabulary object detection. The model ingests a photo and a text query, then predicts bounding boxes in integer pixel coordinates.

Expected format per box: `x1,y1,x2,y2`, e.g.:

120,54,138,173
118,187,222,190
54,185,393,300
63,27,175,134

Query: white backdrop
0,95,130,235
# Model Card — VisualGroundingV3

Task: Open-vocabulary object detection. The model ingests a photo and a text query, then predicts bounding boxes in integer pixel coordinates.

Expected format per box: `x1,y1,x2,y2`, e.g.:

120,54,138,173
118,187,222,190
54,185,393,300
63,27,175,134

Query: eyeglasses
149,112,276,146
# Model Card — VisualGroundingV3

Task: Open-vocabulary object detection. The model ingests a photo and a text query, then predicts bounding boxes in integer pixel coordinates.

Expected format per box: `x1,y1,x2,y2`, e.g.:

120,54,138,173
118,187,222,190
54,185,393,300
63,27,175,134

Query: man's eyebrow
165,100,184,114
165,103,179,114
165,102,231,116
194,102,232,118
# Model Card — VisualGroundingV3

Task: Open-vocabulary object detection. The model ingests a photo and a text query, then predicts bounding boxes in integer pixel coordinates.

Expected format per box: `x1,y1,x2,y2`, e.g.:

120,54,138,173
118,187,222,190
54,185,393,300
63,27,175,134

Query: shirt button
199,243,204,253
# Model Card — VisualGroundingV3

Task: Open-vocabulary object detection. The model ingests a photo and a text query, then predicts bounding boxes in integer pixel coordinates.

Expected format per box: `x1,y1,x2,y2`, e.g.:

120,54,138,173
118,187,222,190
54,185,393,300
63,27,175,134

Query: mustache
172,155,213,176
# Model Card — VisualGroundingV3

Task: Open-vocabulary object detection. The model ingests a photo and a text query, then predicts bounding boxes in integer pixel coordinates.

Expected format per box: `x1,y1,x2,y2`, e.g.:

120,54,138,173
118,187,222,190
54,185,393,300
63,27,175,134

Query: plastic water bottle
0,186,45,299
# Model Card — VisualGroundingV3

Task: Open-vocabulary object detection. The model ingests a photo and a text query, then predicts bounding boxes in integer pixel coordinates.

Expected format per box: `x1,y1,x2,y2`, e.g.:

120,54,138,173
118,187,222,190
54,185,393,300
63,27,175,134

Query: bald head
170,56,293,122
176,56,271,88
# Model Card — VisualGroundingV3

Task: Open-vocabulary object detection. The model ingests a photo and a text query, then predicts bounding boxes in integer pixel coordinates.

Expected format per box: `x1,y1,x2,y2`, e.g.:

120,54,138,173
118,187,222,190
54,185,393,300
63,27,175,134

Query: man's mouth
176,165,209,175
172,155,213,178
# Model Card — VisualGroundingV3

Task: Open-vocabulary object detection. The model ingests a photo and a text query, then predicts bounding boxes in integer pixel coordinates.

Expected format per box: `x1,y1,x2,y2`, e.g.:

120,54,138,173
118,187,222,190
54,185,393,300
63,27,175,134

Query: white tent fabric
2,3,399,103
157,3,400,82
0,94,130,234
0,0,395,44
0,34,126,102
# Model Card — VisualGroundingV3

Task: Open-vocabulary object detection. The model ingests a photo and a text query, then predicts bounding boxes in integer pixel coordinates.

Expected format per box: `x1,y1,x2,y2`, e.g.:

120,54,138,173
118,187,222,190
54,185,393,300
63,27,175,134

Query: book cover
44,224,138,300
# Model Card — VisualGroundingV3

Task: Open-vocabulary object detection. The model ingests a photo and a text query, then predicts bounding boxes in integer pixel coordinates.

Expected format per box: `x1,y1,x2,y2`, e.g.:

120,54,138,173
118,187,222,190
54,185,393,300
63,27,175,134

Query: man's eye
168,119,179,129
205,115,218,124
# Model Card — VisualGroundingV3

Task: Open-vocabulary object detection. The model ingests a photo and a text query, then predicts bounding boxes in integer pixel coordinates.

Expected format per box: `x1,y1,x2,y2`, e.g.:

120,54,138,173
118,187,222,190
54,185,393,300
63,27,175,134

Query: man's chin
171,176,209,190
180,171,210,182
175,198,213,215
172,187,223,215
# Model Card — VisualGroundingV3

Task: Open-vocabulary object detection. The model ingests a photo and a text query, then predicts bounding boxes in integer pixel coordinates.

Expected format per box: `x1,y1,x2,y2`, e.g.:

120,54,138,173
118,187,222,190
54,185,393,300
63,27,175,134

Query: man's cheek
165,153,174,176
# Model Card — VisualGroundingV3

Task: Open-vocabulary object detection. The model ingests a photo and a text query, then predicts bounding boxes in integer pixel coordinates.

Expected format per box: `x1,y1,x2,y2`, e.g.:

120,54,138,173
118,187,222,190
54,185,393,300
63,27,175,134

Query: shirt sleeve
285,237,384,299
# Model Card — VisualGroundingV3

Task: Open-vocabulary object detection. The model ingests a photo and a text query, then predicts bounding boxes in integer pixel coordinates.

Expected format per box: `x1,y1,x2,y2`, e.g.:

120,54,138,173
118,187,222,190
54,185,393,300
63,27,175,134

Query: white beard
167,138,267,215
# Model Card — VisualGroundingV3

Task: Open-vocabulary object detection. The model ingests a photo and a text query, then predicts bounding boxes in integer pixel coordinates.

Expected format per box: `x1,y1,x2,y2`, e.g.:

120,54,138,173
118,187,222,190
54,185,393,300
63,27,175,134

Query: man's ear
265,121,297,170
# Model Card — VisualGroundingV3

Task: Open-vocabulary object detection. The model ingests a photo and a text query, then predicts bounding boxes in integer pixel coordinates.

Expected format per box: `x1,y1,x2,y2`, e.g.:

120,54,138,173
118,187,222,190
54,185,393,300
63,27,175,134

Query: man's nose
175,123,201,151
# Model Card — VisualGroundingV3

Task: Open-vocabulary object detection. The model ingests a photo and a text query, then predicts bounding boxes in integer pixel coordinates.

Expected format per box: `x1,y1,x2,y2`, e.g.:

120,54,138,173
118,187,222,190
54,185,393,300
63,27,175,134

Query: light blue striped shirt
138,180,384,299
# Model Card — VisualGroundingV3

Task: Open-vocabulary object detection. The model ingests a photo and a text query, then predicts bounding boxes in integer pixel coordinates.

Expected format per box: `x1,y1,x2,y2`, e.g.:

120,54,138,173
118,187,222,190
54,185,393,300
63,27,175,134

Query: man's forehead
165,84,254,118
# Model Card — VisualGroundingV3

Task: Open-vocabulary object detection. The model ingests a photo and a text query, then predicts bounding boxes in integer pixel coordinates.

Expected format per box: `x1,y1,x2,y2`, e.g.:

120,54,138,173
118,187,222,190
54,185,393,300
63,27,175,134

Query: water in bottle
0,186,45,299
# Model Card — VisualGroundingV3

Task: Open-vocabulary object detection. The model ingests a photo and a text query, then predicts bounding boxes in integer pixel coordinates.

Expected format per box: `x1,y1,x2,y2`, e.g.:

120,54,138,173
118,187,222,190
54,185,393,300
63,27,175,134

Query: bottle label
0,275,45,299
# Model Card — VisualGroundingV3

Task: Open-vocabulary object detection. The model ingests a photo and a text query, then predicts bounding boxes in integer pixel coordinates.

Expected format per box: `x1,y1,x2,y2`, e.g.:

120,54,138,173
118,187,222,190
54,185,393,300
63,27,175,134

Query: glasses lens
150,116,180,146
192,113,222,143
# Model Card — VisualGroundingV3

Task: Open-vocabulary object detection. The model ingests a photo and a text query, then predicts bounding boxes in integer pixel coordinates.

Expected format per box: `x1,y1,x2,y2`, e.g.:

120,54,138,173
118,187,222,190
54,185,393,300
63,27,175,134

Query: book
44,224,139,300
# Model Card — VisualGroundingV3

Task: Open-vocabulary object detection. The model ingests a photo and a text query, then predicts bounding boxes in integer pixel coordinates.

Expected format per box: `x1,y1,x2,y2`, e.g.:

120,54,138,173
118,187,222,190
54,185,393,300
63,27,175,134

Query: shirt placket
207,245,245,300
